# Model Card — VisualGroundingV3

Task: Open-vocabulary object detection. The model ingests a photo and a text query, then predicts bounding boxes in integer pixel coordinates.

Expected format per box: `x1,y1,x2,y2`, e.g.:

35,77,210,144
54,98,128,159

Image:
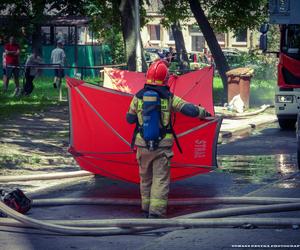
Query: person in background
2,52,7,89
157,49,165,59
22,49,43,96
126,59,211,218
165,47,175,63
4,36,20,96
51,40,66,89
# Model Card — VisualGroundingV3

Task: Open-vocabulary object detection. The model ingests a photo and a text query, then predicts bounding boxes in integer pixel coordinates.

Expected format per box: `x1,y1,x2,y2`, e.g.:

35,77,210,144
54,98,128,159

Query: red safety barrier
66,66,221,183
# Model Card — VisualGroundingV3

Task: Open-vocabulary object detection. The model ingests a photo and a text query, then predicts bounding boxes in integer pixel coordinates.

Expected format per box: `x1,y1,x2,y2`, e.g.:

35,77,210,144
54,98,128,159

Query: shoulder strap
169,114,183,154
130,94,142,150
130,123,139,150
161,96,182,154
130,87,181,152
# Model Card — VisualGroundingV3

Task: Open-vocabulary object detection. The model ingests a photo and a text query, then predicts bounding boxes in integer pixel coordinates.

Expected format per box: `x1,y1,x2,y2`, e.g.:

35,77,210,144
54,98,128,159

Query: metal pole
59,65,62,101
135,0,142,72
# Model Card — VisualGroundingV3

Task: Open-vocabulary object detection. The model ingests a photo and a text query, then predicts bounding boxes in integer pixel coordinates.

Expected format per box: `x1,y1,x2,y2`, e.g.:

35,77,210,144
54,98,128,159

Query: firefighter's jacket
127,85,207,148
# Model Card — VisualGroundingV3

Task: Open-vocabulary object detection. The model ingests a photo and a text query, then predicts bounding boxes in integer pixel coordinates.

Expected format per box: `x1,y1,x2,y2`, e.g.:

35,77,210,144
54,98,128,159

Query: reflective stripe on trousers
137,147,173,216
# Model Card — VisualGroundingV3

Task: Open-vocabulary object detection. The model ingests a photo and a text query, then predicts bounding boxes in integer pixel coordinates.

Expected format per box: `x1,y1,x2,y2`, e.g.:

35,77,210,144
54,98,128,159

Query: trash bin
226,67,254,109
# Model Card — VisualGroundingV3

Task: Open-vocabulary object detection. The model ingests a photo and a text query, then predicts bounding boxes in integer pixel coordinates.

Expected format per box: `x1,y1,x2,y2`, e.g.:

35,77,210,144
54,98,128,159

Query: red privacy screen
67,66,222,183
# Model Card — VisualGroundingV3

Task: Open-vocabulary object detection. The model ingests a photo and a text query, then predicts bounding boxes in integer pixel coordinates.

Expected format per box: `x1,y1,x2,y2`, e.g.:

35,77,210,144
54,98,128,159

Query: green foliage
0,0,86,48
201,0,268,33
0,0,86,17
160,0,190,28
85,0,149,65
267,24,280,51
98,28,125,64
213,76,275,106
224,51,278,80
84,1,125,64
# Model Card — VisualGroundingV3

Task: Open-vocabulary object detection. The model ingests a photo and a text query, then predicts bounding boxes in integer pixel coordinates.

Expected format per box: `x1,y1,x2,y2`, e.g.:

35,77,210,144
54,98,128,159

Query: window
235,30,247,42
77,26,86,44
191,35,205,51
169,29,174,41
85,29,96,44
149,25,160,40
54,26,76,45
189,24,205,52
282,25,300,58
145,0,163,13
216,33,225,47
69,26,76,45
216,33,225,43
189,24,201,33
41,26,51,45
270,0,290,14
285,25,300,49
54,26,68,44
88,30,94,41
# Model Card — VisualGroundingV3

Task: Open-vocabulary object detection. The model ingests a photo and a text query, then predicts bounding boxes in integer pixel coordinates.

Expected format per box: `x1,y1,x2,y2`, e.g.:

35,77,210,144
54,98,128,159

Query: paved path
0,105,278,194
2,105,300,250
0,105,76,176
0,105,277,176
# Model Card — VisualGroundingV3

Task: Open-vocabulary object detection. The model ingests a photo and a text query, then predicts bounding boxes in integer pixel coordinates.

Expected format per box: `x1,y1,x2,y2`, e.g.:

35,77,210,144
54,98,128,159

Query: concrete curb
219,114,278,139
216,105,272,119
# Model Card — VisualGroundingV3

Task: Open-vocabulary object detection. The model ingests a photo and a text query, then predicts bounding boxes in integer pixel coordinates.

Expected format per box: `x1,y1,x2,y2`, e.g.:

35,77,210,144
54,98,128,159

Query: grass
0,75,276,119
213,76,276,107
0,77,68,119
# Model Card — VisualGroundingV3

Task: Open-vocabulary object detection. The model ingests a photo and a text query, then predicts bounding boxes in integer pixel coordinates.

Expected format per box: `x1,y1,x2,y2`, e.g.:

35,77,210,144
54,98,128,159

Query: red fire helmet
146,60,169,85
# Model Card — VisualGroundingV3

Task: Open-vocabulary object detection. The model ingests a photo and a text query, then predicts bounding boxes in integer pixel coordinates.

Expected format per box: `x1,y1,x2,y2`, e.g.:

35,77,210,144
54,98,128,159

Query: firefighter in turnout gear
126,60,211,218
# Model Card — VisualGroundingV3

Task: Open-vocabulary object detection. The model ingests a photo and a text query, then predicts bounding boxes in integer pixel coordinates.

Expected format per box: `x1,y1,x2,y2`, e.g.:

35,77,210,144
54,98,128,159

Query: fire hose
1,198,300,236
31,196,300,206
1,171,300,236
0,170,93,183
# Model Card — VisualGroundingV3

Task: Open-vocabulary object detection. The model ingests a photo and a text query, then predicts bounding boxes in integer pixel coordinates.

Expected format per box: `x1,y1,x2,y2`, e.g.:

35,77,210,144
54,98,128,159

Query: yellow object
146,79,164,84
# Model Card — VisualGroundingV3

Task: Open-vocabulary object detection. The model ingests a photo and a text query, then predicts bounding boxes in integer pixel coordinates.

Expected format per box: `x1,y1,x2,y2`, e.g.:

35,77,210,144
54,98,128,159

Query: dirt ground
0,104,79,176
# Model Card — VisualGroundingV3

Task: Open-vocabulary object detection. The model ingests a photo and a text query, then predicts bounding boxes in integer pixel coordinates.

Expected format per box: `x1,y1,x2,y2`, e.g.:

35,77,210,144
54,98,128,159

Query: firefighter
126,59,211,218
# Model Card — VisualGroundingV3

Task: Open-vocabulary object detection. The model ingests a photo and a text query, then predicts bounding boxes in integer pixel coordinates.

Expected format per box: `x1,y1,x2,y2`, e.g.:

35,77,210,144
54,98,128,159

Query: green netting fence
0,44,112,78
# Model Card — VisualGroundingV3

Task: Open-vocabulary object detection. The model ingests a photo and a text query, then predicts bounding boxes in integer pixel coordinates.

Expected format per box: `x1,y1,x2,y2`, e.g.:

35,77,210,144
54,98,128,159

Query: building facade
141,1,259,53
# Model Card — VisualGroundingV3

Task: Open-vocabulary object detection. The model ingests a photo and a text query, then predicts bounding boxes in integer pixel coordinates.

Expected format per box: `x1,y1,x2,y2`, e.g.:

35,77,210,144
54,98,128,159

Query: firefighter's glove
198,106,210,119
205,111,212,117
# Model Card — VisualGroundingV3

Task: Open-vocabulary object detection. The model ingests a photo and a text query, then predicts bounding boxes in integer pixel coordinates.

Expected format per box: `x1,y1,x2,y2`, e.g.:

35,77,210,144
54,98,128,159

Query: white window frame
148,24,161,43
232,30,248,46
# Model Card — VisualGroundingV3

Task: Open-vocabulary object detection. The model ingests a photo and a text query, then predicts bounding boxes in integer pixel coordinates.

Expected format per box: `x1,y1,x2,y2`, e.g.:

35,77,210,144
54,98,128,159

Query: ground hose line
221,104,271,118
0,170,94,183
31,197,300,206
1,201,300,236
1,217,300,229
0,201,141,236
177,202,300,218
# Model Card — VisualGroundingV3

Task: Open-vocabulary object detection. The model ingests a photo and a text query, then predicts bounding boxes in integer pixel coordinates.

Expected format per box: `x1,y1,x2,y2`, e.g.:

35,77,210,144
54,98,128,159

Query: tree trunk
188,0,229,103
31,2,46,57
171,21,189,71
119,0,147,72
31,24,43,56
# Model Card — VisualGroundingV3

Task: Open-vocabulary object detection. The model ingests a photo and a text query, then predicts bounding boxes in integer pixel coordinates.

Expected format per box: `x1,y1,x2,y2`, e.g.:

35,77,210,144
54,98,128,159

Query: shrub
226,51,278,80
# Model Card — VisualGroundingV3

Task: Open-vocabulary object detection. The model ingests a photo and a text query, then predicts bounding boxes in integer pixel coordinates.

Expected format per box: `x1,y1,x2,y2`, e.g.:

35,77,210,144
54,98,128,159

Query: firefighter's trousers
136,147,173,217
